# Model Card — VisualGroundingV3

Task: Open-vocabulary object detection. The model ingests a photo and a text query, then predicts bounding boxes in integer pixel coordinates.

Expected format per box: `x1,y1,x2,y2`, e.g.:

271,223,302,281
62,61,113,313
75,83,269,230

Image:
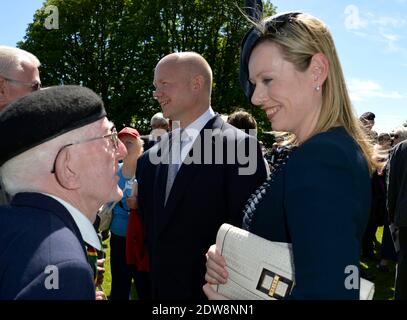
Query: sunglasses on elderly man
50,126,119,173
1,75,42,91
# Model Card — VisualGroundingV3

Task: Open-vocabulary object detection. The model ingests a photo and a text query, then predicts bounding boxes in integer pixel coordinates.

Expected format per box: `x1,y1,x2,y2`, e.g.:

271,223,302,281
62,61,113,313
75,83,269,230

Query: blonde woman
204,12,380,299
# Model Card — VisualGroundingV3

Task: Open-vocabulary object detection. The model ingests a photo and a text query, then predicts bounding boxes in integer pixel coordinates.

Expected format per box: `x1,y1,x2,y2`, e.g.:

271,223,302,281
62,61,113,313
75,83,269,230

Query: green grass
100,238,112,298
360,226,396,300
99,236,138,300
100,228,396,300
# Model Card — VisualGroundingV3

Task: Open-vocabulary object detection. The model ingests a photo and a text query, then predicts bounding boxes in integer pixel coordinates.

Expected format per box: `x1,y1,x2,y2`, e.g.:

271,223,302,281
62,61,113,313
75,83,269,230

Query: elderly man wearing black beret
0,85,127,299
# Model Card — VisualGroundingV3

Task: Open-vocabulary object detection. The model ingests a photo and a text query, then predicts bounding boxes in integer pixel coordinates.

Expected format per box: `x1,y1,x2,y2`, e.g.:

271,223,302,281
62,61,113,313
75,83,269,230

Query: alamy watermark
344,5,367,30
44,265,59,290
44,5,59,30
344,265,359,290
147,125,259,176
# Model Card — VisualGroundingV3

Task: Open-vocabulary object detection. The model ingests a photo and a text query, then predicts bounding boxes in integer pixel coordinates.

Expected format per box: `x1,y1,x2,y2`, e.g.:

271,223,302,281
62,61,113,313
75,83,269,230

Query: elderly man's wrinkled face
75,118,127,209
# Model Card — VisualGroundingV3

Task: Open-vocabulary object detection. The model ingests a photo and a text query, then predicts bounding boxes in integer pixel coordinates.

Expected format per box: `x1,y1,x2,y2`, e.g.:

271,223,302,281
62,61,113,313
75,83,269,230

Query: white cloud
348,78,404,101
380,31,402,52
372,16,406,28
344,7,406,54
381,33,400,42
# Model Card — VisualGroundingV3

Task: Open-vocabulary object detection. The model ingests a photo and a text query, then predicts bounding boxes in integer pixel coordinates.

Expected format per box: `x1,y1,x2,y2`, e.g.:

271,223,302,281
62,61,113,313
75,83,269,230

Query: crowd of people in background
358,111,407,299
1,9,407,302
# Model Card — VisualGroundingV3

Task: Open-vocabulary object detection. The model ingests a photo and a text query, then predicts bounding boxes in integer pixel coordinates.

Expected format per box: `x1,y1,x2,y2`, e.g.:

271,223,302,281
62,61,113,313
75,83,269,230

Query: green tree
19,0,276,142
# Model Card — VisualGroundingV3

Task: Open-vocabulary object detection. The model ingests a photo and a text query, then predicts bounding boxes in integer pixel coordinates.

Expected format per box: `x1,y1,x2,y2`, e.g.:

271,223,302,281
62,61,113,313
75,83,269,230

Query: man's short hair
392,127,407,142
150,112,169,128
227,110,257,134
0,46,41,76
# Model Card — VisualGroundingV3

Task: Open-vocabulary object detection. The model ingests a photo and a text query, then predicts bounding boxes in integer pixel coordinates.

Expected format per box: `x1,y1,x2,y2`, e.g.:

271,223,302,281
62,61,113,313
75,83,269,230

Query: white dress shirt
172,106,216,166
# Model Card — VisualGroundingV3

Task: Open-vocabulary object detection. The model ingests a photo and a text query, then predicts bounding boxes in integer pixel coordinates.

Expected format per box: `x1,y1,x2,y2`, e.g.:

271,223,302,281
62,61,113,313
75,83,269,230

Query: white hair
0,121,100,196
393,126,407,142
150,112,169,128
0,46,41,77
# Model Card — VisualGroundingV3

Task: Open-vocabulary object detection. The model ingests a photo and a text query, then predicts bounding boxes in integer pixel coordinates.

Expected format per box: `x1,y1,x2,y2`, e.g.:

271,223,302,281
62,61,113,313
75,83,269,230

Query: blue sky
1,0,406,133
270,0,407,133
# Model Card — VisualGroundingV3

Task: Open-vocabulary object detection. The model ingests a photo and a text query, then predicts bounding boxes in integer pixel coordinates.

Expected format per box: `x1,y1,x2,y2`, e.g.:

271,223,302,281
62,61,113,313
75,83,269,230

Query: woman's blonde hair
252,13,379,173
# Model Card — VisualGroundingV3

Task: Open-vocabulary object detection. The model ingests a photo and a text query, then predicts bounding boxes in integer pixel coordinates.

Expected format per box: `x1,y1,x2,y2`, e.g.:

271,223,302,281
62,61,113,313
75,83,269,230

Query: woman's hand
95,290,107,300
205,244,228,284
203,244,230,300
202,283,229,300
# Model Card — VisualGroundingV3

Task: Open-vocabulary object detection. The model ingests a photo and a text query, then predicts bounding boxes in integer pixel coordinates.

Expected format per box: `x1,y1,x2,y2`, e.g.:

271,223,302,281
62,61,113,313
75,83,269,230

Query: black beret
239,11,302,101
0,85,106,166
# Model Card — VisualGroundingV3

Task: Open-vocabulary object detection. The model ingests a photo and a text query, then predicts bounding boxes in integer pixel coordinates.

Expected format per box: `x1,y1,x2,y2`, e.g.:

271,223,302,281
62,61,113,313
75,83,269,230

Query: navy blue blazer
246,127,371,299
0,193,95,300
137,115,267,299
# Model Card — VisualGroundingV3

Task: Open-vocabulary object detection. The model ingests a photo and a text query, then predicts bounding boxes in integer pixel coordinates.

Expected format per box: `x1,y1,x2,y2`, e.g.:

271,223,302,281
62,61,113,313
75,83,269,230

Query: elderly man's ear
54,149,81,189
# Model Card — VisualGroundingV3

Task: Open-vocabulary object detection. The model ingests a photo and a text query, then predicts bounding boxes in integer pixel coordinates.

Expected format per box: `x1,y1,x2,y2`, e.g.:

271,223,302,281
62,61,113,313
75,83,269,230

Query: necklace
242,145,297,231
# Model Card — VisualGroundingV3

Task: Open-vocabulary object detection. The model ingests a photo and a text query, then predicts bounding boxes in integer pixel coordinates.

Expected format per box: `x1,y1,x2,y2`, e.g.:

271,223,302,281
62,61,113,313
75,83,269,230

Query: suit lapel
157,115,223,233
151,131,170,206
151,133,171,233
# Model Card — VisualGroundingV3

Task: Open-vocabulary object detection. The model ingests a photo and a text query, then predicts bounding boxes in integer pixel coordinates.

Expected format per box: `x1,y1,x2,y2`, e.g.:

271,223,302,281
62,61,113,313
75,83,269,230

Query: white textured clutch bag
214,223,375,300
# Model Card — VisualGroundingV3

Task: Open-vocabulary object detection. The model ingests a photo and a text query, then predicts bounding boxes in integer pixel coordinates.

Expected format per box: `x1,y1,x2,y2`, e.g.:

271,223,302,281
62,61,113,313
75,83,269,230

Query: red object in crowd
126,208,150,272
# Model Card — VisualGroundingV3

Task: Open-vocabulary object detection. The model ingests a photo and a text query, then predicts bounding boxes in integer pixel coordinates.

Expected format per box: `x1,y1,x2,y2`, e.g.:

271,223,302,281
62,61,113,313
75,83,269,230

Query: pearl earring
315,85,320,91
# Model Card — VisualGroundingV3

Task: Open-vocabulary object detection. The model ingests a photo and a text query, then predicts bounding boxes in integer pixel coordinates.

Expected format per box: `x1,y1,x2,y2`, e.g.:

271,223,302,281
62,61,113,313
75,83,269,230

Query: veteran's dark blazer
137,115,267,300
247,127,371,299
0,193,95,300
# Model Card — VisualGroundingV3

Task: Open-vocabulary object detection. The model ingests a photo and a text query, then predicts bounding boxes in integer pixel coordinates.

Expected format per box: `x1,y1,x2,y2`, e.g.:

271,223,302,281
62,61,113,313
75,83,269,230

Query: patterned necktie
165,129,185,205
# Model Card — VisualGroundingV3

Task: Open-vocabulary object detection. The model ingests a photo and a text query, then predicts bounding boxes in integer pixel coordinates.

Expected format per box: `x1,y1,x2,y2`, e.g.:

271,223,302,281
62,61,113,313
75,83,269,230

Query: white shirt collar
43,193,102,251
183,106,215,142
175,106,215,163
